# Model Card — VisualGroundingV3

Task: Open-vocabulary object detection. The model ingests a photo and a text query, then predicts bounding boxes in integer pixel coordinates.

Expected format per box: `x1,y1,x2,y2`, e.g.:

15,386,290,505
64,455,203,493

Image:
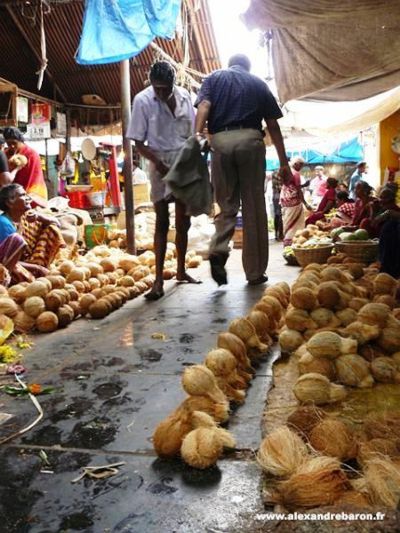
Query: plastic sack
59,152,75,177
76,0,181,65
47,196,71,210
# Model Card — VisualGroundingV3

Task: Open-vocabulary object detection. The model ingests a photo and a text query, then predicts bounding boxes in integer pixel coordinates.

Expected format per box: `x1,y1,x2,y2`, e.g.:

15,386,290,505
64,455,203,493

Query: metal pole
44,137,50,193
120,59,136,255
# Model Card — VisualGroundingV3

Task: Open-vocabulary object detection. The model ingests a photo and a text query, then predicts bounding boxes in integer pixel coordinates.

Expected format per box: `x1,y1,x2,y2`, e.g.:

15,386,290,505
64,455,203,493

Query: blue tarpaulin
76,0,181,65
266,137,364,170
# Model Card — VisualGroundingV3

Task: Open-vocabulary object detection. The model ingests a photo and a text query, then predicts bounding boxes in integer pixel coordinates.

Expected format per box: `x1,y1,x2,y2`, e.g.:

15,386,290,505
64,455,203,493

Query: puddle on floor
67,417,118,449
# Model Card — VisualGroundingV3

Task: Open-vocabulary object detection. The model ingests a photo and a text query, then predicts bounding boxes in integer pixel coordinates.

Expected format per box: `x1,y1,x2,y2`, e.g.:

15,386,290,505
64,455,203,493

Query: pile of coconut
278,264,400,404
259,262,400,513
258,408,400,512
0,244,203,334
152,282,291,469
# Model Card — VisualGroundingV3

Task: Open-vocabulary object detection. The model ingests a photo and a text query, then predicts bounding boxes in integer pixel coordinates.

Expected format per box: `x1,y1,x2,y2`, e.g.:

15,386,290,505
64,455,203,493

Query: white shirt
127,85,195,152
132,167,148,184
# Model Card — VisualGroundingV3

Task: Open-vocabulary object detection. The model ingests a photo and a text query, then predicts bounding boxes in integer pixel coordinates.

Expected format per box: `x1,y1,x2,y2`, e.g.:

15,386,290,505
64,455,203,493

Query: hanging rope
36,0,50,90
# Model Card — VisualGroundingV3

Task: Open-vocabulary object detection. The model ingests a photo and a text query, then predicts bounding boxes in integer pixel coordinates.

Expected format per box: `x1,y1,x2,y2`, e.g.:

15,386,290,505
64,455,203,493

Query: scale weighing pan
81,138,97,161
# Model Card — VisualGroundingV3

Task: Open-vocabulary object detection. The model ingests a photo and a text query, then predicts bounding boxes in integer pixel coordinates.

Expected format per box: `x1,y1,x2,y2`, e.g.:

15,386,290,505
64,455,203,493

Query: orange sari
11,144,48,206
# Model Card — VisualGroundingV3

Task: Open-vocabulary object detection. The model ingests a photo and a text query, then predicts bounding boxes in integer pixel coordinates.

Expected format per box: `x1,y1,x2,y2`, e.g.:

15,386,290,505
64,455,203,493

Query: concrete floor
0,242,300,533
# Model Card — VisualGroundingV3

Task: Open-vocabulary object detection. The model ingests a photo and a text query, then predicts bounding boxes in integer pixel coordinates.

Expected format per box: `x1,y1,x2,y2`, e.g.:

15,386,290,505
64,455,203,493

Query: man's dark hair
327,177,338,188
337,190,350,201
0,183,22,211
380,185,397,199
3,127,24,142
228,54,251,71
149,61,176,85
357,180,373,195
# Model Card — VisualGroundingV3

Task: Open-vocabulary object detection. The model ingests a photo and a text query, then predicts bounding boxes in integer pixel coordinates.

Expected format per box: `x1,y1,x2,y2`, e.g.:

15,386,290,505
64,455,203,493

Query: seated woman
345,180,378,234
305,177,338,226
0,184,65,285
3,127,48,207
329,191,355,228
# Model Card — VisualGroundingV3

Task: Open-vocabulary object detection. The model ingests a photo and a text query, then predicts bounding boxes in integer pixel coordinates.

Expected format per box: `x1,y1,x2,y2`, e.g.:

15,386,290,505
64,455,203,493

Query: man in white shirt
132,162,148,185
309,165,328,205
127,61,200,300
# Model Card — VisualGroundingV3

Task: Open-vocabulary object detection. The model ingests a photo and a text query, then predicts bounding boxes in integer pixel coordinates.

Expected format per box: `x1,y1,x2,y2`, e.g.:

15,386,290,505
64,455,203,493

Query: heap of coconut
260,260,400,513
152,282,292,469
0,244,203,334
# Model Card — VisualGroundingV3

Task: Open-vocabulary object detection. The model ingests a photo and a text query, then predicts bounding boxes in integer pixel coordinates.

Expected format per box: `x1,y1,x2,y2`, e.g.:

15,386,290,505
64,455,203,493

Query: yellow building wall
380,109,400,182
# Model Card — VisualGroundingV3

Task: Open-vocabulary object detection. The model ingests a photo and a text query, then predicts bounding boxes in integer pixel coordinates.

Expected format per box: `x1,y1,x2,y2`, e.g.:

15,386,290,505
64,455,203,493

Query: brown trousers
210,129,268,281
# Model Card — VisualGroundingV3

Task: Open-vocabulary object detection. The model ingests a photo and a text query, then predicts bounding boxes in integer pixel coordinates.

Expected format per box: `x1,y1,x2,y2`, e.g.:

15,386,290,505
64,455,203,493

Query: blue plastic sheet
76,0,181,65
266,137,364,170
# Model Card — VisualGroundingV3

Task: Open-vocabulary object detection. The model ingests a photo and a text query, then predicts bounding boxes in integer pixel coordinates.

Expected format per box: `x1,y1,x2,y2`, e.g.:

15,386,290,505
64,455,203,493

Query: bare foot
144,281,164,301
176,272,202,284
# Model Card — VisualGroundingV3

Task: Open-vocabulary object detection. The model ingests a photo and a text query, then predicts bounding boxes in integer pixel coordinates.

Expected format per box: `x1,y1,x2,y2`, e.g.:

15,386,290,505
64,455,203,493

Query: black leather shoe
209,254,228,286
247,275,268,286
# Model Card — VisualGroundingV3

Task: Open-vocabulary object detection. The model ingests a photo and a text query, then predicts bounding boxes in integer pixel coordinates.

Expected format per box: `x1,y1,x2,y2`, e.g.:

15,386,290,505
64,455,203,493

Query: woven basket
293,245,334,267
335,241,378,263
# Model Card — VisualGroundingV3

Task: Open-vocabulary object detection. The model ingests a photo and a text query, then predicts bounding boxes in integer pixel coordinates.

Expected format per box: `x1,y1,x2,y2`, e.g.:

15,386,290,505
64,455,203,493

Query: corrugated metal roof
0,0,220,110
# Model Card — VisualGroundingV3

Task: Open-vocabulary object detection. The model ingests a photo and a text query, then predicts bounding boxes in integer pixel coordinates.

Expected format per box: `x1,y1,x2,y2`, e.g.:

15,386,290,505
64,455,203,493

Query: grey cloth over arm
163,136,213,217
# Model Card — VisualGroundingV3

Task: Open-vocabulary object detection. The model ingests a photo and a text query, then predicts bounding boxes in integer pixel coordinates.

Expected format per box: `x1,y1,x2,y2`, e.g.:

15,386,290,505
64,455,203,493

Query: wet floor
0,244,300,532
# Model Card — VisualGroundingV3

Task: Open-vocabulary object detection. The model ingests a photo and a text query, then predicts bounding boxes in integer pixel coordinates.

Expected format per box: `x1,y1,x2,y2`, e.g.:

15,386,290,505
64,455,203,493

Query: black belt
213,125,260,134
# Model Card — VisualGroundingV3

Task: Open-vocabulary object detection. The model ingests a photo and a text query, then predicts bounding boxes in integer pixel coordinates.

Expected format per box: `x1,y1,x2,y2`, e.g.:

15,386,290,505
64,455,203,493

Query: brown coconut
0,297,19,318
7,284,27,304
88,299,111,319
36,311,59,332
309,418,358,460
273,456,350,510
286,406,326,439
57,305,75,328
180,427,224,469
363,414,400,441
13,310,35,333
153,406,192,457
24,296,46,318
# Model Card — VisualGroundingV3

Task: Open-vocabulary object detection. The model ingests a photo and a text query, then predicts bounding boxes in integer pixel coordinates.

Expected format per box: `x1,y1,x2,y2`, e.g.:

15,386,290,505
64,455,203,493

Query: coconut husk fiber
257,426,309,477
363,413,400,441
309,418,358,460
358,438,400,466
363,457,400,509
286,405,326,440
272,456,350,510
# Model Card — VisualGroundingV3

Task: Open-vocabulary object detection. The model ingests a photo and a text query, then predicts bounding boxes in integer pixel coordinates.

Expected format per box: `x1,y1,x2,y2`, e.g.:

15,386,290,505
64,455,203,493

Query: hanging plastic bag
76,0,181,65
60,152,75,178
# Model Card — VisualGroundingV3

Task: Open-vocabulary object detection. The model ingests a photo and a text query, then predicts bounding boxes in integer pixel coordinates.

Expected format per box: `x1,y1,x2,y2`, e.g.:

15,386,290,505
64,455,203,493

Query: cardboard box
134,183,150,205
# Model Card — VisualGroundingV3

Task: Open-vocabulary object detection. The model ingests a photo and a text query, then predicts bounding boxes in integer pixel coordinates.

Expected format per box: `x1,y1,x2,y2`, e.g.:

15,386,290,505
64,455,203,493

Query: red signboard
31,103,51,125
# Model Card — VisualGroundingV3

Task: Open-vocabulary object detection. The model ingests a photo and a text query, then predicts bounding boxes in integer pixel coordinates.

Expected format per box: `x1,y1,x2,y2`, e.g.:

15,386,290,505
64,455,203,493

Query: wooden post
66,108,71,154
120,59,136,255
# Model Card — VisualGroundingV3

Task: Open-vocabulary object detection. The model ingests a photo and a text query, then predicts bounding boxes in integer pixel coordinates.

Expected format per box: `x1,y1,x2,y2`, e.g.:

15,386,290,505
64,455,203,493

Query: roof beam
5,4,68,102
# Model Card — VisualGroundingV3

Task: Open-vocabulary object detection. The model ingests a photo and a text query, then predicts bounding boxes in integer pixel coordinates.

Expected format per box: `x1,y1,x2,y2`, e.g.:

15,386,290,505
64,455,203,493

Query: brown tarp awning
242,0,400,103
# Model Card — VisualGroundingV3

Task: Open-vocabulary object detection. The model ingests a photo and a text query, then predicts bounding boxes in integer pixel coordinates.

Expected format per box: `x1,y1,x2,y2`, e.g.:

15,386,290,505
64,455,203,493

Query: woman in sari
280,157,311,245
346,180,378,235
0,184,65,285
305,177,338,226
3,127,48,207
323,191,355,229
